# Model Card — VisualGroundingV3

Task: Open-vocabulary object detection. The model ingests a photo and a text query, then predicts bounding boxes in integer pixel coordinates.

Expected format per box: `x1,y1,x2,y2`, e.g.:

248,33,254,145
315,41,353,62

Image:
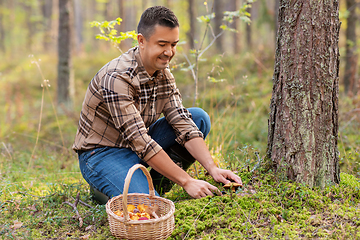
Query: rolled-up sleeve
162,83,204,146
100,72,162,161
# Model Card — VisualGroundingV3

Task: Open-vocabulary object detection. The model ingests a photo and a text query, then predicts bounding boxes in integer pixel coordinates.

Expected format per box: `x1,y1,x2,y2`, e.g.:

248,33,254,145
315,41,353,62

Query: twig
238,206,263,239
63,192,83,227
18,191,57,199
1,142,13,161
28,81,45,170
250,152,262,173
183,200,212,240
71,196,94,209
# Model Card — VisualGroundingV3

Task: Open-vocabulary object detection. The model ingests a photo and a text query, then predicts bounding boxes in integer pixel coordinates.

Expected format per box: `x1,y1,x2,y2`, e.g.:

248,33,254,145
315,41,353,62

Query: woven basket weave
106,164,175,240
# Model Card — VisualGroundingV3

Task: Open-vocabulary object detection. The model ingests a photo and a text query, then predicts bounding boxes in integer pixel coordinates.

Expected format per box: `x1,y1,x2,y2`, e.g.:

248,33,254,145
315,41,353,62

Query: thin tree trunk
233,0,240,54
0,0,5,52
73,0,83,54
57,0,72,108
24,2,34,52
142,0,148,10
344,0,358,96
187,0,195,49
245,1,252,50
214,0,224,53
267,0,340,188
42,0,53,51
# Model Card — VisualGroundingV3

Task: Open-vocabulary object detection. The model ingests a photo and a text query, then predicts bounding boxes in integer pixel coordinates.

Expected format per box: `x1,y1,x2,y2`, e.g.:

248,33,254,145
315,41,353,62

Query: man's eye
159,44,165,47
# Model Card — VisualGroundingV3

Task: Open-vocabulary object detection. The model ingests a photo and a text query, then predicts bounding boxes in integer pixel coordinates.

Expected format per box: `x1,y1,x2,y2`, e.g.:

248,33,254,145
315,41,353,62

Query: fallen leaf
85,225,93,231
11,220,23,230
27,204,37,211
80,234,90,239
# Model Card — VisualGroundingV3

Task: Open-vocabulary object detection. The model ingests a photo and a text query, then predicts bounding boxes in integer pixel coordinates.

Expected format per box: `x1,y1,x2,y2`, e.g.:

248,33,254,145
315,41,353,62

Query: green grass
1,48,360,239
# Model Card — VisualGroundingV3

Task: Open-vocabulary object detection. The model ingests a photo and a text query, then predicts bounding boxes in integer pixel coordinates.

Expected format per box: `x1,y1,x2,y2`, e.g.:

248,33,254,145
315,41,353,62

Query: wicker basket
106,164,175,240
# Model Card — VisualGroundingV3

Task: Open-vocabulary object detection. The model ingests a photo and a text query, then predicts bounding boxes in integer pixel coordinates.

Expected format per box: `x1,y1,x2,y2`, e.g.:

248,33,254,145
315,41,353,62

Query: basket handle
122,164,156,222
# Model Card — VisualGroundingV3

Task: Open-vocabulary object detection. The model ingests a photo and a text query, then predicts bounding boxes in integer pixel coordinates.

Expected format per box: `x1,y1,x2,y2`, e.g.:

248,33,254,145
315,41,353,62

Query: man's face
138,25,179,76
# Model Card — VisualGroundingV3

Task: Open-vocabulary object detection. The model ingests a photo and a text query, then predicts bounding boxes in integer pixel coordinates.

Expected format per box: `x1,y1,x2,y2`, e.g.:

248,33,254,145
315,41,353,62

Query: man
73,6,242,203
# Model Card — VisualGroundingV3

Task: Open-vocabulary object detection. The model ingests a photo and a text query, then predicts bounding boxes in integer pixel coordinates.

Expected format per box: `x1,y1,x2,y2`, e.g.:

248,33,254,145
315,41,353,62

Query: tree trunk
186,0,195,50
344,0,358,96
24,1,34,52
214,0,224,53
232,0,240,54
73,0,83,54
41,0,53,51
57,0,72,108
266,0,340,188
142,0,148,10
274,0,279,46
0,0,5,52
245,1,252,50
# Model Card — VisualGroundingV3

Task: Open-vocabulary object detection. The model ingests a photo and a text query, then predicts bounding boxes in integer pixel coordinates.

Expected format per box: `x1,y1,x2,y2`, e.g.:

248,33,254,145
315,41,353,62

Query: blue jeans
78,107,211,198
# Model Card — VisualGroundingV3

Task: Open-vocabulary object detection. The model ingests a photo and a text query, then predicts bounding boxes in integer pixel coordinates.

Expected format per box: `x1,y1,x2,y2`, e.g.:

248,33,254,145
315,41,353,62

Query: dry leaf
27,204,37,211
11,220,23,230
85,225,93,231
80,234,90,239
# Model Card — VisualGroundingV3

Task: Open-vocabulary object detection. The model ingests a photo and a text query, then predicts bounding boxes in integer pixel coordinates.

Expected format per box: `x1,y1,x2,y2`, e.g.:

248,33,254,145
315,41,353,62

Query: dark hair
137,6,179,40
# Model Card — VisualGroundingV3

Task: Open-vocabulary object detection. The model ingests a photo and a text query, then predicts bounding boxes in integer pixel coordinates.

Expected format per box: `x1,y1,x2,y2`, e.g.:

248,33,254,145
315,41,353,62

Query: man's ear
137,34,145,49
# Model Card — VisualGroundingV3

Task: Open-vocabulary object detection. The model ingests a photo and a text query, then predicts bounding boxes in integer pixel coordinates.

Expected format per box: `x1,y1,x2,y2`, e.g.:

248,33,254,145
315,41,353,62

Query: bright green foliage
90,18,137,45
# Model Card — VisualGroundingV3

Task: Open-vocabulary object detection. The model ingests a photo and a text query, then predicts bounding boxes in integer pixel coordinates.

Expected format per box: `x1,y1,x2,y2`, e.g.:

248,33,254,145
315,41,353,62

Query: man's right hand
183,178,221,199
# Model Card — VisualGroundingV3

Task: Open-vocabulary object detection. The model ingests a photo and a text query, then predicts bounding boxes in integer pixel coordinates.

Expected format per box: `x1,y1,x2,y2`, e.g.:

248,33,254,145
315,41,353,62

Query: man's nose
164,47,174,57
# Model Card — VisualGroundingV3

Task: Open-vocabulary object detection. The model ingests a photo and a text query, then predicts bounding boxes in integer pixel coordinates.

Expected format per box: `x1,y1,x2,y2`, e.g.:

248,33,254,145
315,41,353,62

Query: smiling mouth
158,57,170,63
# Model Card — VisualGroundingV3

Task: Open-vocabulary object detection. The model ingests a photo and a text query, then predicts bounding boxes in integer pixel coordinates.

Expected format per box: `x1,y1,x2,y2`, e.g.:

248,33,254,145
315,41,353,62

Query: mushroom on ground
223,182,243,192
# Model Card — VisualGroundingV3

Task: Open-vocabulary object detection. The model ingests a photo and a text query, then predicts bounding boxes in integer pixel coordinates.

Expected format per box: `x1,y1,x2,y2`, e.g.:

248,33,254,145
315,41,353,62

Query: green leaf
208,77,226,83
197,12,215,23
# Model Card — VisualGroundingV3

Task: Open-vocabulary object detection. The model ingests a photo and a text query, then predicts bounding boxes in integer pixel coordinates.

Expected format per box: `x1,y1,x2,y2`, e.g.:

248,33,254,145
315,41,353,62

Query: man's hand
183,178,221,199
209,167,243,186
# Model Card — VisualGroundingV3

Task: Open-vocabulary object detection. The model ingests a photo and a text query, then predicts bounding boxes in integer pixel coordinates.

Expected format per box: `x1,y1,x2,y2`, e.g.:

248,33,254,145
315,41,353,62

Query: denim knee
188,107,211,138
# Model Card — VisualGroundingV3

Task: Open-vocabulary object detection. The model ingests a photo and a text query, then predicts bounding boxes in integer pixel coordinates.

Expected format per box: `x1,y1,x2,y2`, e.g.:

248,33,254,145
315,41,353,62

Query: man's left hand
209,168,243,186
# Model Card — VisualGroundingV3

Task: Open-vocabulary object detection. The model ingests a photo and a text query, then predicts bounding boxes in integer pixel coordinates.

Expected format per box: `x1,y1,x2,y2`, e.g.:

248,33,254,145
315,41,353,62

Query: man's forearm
146,149,192,187
184,137,217,174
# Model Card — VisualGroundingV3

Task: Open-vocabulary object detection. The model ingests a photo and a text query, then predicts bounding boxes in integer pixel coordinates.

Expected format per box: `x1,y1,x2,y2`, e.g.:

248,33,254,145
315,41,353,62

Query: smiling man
73,6,242,204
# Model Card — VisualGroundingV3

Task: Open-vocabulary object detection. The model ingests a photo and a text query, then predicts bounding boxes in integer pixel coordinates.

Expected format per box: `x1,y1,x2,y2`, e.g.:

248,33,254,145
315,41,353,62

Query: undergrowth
2,167,360,239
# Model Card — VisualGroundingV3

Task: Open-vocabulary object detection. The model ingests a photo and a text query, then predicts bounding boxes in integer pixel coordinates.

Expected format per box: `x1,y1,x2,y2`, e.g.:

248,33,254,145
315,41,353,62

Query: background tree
57,0,72,108
245,0,252,50
41,0,53,51
213,0,224,53
344,0,358,96
0,0,6,53
187,0,196,50
266,0,341,187
73,0,83,54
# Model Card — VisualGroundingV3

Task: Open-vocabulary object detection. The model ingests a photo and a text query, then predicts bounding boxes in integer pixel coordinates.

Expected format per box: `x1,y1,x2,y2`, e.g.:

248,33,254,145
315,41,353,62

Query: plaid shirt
73,46,203,161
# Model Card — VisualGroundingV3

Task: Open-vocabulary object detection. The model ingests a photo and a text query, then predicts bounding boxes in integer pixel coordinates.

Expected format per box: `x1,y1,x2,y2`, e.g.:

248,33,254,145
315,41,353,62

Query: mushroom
223,182,243,192
145,204,159,219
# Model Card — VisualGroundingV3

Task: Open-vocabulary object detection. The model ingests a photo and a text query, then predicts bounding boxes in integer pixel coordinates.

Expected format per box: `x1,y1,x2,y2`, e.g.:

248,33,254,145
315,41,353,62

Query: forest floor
1,51,360,239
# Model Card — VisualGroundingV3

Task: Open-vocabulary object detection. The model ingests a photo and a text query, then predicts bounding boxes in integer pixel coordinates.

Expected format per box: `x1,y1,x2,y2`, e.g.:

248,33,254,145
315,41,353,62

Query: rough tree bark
57,0,72,108
266,0,340,188
274,0,279,45
344,0,358,96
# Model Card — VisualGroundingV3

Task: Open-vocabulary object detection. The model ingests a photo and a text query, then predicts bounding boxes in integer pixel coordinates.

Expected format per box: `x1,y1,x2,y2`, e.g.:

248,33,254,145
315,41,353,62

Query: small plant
90,18,137,50
182,0,254,106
